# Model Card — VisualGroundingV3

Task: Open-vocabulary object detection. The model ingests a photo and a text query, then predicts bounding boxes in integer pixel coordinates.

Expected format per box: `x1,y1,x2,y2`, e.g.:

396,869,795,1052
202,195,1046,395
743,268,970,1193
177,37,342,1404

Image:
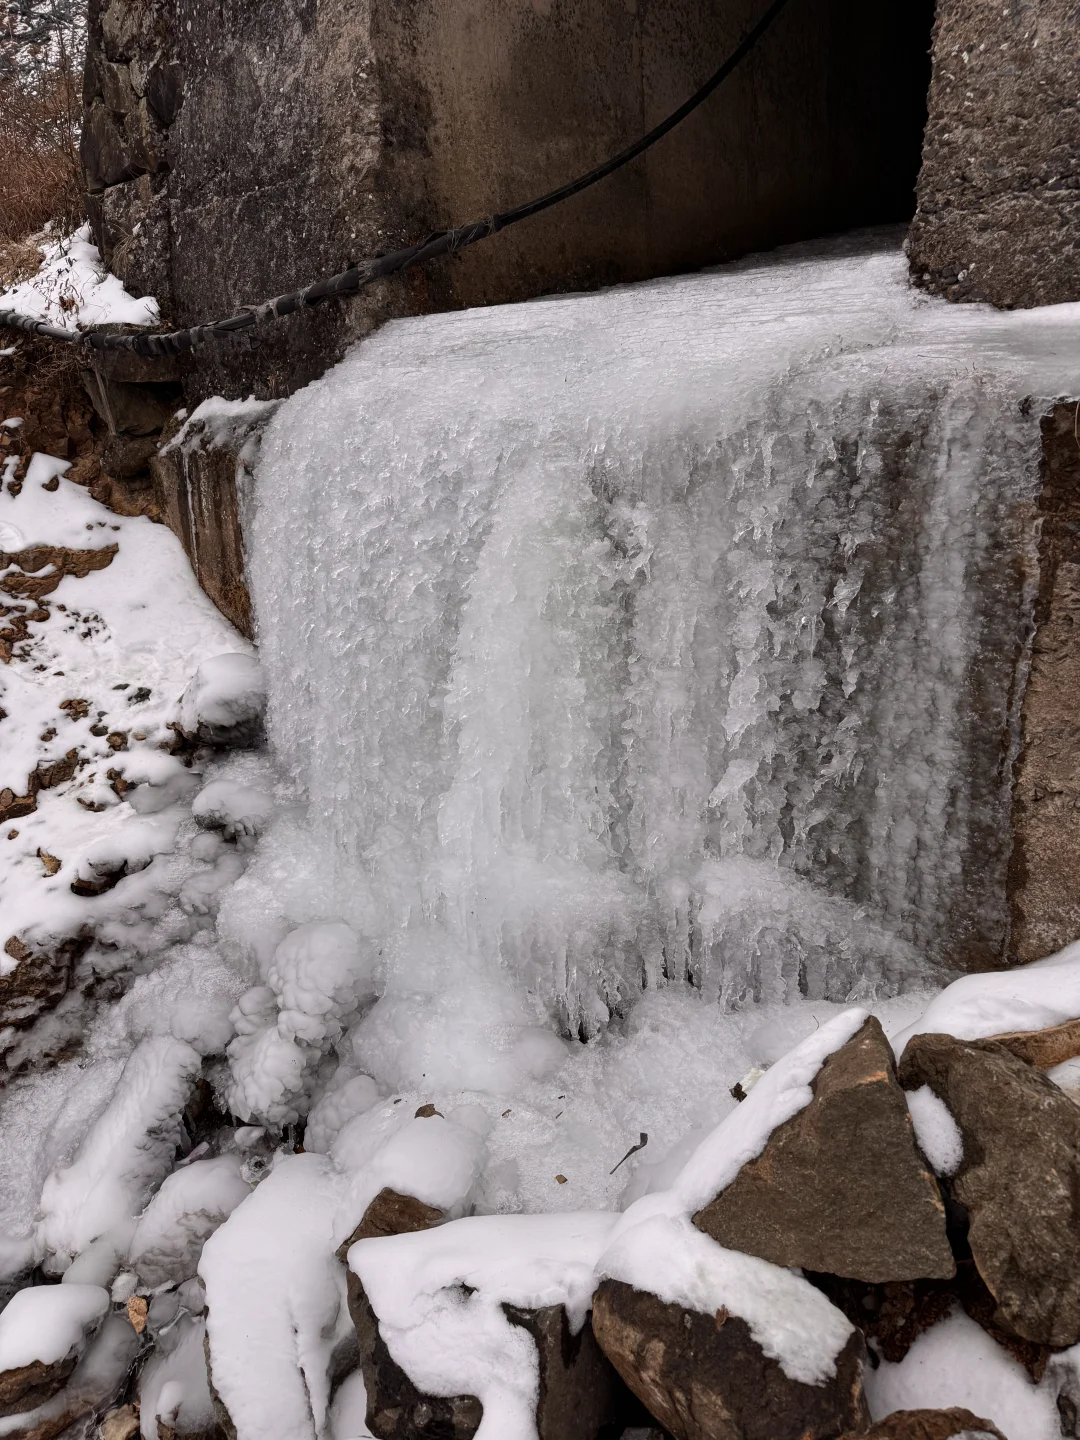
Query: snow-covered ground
2,228,1080,1439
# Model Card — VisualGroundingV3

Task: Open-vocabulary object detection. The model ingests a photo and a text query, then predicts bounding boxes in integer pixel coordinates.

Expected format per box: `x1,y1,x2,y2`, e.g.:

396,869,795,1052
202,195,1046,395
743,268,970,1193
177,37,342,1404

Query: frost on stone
226,922,377,1126
179,653,266,746
128,1154,252,1287
0,1283,108,1370
304,1072,380,1156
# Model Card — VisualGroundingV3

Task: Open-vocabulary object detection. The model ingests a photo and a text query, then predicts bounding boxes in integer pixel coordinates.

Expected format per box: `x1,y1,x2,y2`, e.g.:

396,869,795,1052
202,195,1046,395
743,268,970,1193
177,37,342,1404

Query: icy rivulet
235,234,1078,1037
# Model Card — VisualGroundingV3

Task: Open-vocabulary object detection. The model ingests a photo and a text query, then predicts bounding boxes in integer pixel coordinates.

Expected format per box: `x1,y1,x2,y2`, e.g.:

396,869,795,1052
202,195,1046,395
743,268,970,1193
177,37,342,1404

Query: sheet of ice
128,1154,252,1287
906,1085,963,1176
245,232,1080,1032
891,939,1080,1056
200,1154,353,1440
863,1308,1061,1439
349,1211,617,1440
0,1283,108,1369
0,224,158,329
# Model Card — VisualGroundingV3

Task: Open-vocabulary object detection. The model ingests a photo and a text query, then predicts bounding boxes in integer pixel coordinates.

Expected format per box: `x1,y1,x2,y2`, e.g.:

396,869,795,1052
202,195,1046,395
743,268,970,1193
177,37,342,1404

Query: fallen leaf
555,1174,568,1185
126,1295,148,1334
37,849,60,876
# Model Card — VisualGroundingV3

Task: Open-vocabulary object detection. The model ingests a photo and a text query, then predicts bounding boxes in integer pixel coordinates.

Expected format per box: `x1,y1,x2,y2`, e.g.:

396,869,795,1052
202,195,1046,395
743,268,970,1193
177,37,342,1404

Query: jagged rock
898,1031,1080,1346
0,936,90,1033
979,1017,1080,1071
338,1189,444,1258
99,1406,140,1440
839,1409,1005,1439
591,1279,869,1440
693,1017,954,1283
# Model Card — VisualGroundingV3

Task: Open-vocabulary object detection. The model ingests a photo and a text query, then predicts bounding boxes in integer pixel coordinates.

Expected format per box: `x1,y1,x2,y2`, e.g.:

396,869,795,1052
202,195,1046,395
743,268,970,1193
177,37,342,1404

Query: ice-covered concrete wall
80,0,932,404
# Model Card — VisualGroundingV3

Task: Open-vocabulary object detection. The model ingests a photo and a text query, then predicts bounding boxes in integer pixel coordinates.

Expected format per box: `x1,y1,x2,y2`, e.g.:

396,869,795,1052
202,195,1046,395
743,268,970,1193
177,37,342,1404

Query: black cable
0,0,792,360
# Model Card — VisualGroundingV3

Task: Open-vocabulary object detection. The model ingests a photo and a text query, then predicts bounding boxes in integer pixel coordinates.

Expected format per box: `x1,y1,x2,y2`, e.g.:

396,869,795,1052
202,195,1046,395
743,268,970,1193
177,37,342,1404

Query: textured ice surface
245,233,1080,1034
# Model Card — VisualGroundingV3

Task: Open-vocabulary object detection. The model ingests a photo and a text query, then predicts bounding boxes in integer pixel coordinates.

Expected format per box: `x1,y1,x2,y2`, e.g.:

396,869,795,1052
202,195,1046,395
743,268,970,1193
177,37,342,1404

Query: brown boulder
694,1017,954,1283
839,1409,1005,1439
591,1279,868,1440
978,1017,1080,1072
0,1356,77,1419
898,1031,1080,1346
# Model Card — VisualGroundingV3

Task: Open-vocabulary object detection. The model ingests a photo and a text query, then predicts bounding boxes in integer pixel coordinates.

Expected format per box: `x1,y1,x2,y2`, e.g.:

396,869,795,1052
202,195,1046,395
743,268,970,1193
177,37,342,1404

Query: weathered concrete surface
908,0,1080,308
82,0,933,404
150,405,279,640
1008,404,1080,963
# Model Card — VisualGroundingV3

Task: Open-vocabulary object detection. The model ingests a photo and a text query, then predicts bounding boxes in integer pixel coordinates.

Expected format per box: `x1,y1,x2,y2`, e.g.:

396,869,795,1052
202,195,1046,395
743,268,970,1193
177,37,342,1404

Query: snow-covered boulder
179,653,265,748
0,1283,109,1415
128,1153,252,1287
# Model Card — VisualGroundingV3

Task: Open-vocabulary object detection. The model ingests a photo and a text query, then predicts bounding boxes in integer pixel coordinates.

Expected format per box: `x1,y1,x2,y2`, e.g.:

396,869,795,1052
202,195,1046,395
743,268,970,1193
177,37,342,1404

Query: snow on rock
348,1211,617,1440
200,1154,353,1440
906,1085,964,1176
0,1315,140,1437
596,1209,854,1387
863,1308,1061,1440
333,1112,487,1249
666,1007,869,1213
892,939,1080,1057
36,1037,201,1271
192,779,274,840
128,1154,252,1287
0,224,158,331
138,1314,217,1440
179,653,266,745
0,1283,108,1370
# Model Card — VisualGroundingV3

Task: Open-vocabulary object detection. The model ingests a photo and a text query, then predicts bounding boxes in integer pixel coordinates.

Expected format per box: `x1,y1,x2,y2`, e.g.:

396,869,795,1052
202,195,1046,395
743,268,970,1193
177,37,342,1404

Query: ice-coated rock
179,653,265,747
692,1017,954,1283
192,779,274,841
128,1154,251,1287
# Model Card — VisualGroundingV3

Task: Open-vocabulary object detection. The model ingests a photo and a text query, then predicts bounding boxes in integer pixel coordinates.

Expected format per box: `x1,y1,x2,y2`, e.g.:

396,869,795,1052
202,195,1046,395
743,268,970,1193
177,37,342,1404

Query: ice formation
243,234,1080,1036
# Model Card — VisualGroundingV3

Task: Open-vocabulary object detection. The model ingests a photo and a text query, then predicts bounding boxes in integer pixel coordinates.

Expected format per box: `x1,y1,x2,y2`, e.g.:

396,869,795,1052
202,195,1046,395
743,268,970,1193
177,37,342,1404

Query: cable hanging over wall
0,0,792,361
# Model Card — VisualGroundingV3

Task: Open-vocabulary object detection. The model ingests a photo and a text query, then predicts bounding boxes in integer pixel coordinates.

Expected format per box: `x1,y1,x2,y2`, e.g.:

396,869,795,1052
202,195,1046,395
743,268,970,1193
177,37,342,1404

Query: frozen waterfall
240,233,1075,1036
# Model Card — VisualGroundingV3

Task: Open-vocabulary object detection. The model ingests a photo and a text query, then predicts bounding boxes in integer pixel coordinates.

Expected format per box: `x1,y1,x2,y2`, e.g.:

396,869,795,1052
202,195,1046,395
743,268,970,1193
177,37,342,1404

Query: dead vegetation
0,57,83,256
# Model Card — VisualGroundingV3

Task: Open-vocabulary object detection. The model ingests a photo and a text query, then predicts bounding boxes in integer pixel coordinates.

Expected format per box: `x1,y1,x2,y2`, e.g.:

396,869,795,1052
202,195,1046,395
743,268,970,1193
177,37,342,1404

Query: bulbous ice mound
241,234,1079,1033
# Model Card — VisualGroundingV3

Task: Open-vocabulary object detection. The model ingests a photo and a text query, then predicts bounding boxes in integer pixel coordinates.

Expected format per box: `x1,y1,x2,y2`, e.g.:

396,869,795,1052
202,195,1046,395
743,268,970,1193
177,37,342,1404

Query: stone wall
81,0,933,405
1008,403,1080,962
908,0,1080,308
